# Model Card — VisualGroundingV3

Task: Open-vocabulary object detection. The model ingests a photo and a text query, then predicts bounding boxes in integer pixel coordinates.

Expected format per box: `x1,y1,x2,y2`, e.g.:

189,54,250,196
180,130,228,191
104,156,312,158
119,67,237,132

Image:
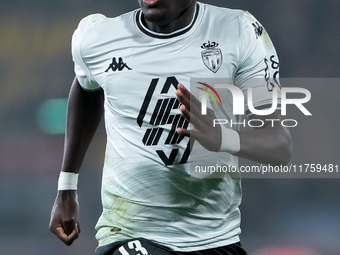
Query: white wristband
218,127,240,154
58,172,79,190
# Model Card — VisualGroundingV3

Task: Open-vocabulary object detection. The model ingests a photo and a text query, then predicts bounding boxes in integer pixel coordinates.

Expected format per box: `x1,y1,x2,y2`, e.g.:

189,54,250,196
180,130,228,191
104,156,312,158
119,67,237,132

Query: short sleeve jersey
72,2,280,252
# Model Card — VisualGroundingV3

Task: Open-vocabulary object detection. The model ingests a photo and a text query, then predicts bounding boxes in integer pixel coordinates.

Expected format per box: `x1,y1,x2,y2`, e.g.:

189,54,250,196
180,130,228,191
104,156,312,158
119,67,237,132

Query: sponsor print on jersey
105,57,132,72
264,55,280,91
137,76,192,166
201,41,223,73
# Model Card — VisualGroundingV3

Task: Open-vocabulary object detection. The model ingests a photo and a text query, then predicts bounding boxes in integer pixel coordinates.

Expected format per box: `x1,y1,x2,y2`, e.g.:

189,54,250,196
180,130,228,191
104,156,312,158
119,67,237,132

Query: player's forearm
236,122,292,166
61,78,104,173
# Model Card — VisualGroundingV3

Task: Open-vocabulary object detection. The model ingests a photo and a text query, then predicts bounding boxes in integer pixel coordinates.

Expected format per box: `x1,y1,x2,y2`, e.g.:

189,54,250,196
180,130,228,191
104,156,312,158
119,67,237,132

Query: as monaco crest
201,41,223,73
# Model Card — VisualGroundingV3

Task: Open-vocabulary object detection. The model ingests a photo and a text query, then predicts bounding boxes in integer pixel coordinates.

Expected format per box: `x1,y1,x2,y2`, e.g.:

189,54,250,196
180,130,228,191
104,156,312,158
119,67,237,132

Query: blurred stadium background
0,0,339,254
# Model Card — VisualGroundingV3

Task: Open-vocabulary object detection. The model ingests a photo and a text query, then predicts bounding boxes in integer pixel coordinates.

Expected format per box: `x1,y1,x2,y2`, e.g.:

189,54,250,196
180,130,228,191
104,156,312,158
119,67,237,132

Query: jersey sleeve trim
72,14,104,91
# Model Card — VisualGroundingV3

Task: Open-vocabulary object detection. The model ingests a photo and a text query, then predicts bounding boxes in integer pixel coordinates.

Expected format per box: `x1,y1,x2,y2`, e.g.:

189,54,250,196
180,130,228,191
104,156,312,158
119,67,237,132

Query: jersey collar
136,3,200,39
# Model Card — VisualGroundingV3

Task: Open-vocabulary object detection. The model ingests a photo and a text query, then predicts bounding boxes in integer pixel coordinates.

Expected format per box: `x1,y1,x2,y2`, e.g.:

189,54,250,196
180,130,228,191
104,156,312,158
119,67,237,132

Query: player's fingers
176,84,190,109
63,219,76,235
66,224,80,245
176,83,197,111
180,104,206,130
177,83,189,96
179,104,190,122
177,128,200,141
177,83,202,113
53,226,73,245
177,127,190,137
54,224,79,246
178,83,197,102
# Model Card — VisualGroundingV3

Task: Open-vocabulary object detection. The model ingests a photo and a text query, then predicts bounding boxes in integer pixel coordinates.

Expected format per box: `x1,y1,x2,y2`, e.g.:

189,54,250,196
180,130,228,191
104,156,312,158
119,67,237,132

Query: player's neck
141,2,196,34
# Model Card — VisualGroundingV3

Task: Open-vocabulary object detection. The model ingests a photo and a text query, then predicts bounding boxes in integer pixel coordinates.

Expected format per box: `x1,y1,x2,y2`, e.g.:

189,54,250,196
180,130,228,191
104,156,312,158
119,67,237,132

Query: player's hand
49,190,80,246
176,83,222,151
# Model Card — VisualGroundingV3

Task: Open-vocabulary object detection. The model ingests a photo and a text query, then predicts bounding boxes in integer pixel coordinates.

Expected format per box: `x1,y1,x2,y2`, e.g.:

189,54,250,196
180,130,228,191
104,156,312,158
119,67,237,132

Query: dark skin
49,0,198,244
176,83,292,165
50,0,292,246
49,78,104,245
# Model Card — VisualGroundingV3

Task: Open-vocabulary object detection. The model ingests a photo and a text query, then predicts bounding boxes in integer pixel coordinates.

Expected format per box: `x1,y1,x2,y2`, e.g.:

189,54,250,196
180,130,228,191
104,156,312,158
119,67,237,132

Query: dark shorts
96,238,247,255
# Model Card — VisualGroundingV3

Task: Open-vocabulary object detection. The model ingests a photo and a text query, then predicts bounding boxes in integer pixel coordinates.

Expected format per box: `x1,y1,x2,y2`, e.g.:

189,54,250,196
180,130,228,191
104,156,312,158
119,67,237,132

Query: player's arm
176,83,292,166
49,77,104,245
176,12,291,165
236,111,292,165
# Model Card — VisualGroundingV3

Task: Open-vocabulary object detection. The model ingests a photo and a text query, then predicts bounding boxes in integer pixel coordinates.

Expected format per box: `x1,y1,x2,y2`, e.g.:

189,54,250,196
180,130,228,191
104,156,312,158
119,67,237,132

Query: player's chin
141,8,168,23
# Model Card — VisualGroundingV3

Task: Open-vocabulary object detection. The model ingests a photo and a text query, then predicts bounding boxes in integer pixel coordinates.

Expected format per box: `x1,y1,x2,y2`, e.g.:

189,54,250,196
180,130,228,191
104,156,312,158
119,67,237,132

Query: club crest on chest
201,41,223,73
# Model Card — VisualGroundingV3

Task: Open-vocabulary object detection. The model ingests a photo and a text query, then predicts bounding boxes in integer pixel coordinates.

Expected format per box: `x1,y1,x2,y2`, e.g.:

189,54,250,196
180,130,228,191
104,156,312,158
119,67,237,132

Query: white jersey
72,2,280,252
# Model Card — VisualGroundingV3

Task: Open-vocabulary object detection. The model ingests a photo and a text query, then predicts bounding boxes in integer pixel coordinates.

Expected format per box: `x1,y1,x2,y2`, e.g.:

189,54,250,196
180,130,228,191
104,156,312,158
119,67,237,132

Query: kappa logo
105,57,132,72
201,41,223,73
252,21,264,39
137,76,192,166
